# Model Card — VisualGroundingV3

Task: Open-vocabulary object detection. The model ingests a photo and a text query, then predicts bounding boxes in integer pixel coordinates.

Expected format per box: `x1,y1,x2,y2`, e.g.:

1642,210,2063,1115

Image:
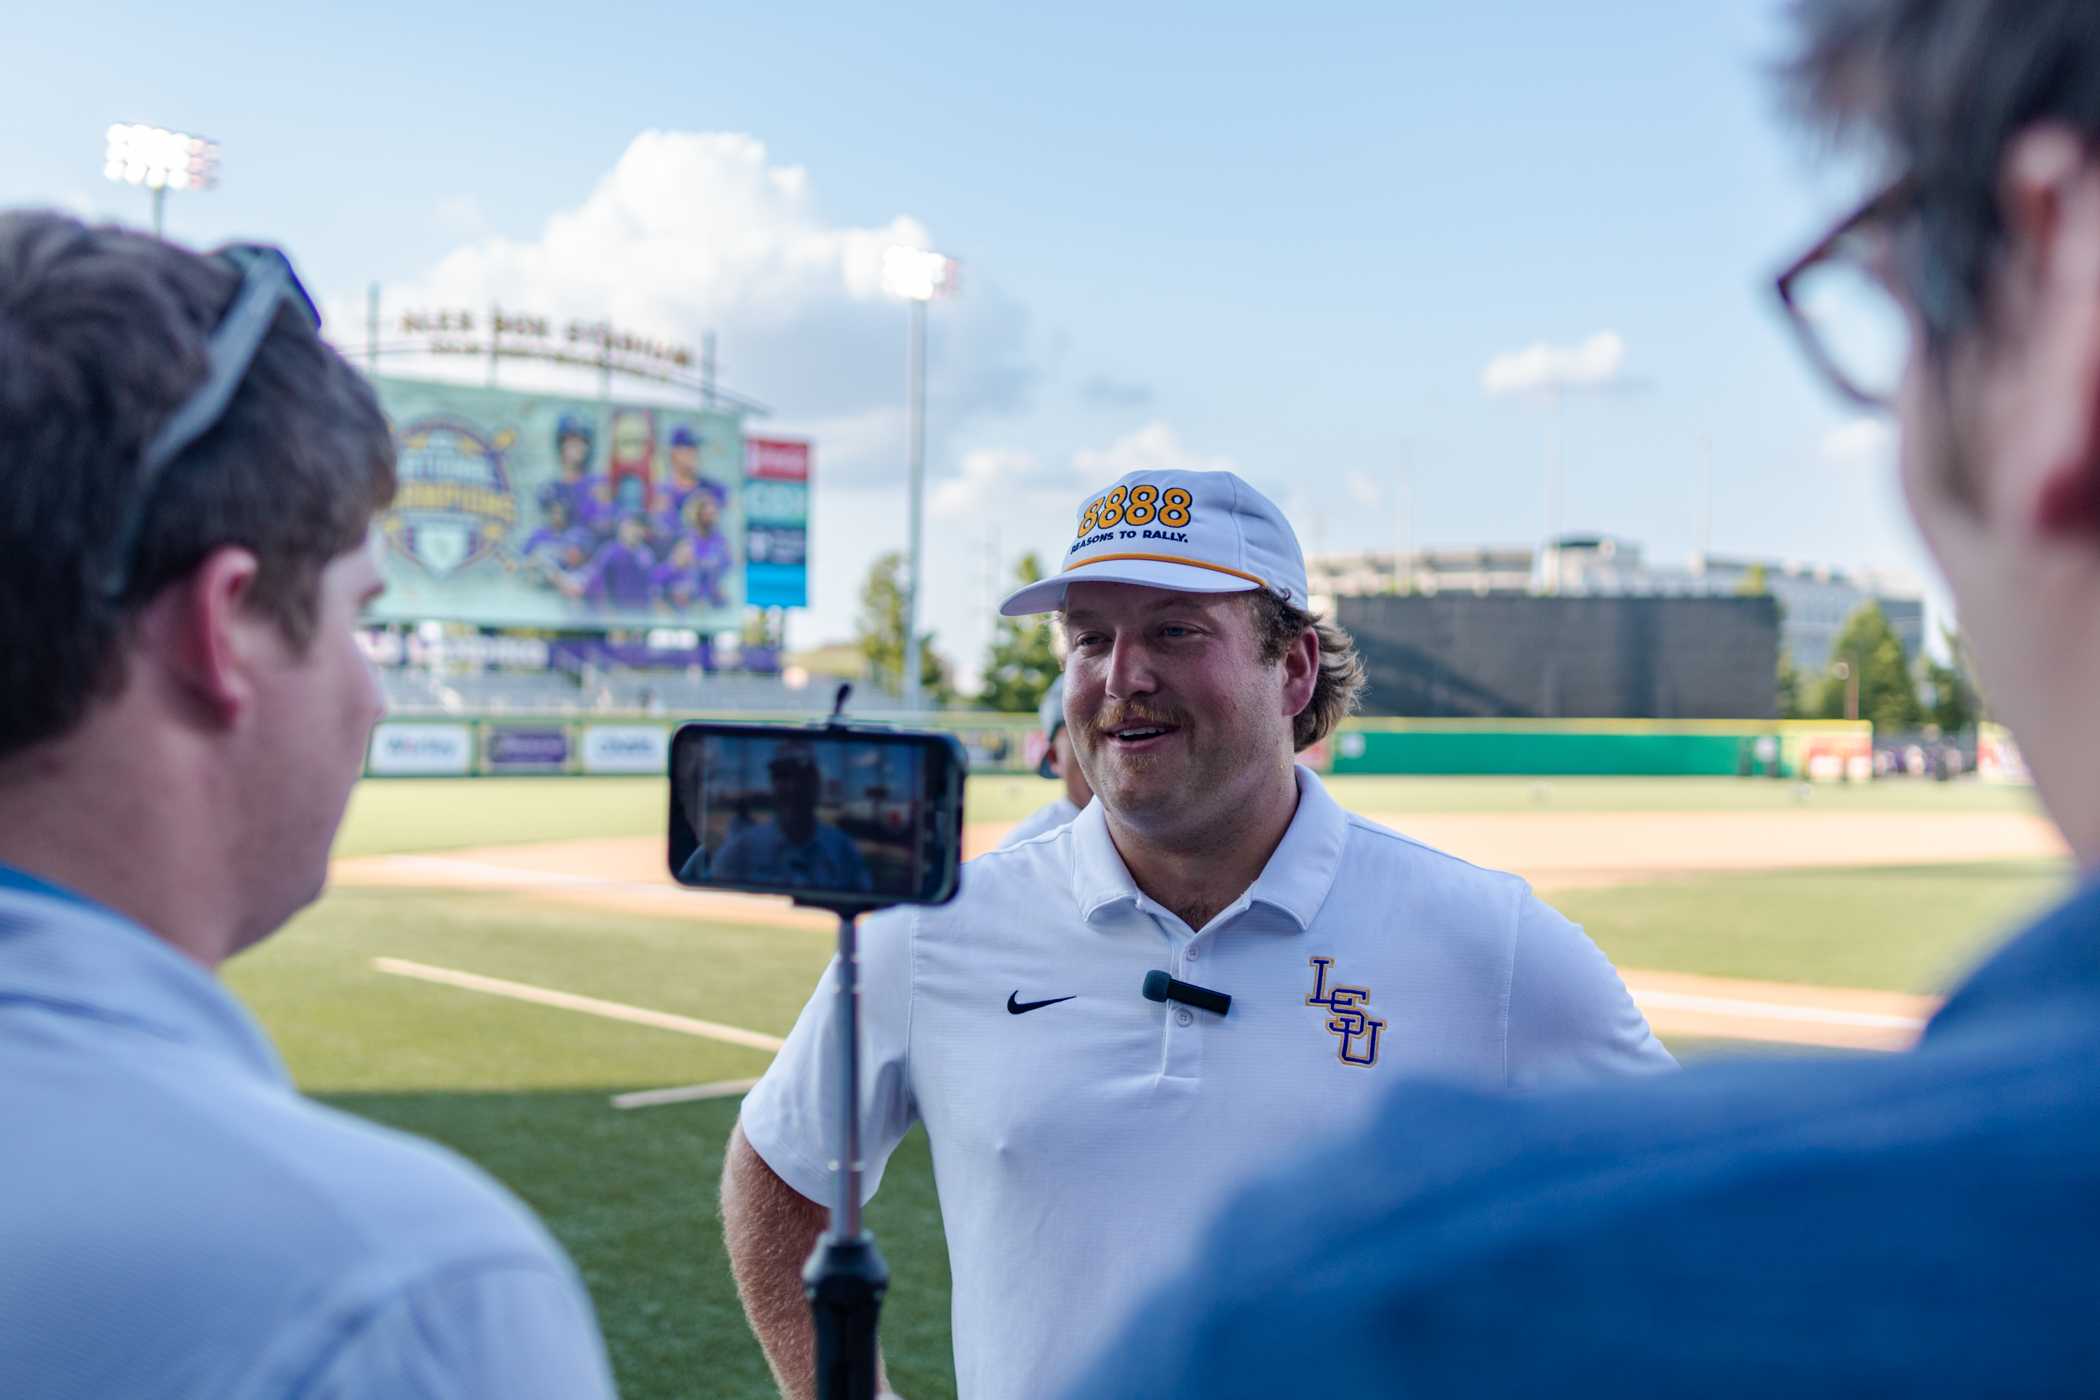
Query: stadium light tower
104,123,220,238
882,244,959,711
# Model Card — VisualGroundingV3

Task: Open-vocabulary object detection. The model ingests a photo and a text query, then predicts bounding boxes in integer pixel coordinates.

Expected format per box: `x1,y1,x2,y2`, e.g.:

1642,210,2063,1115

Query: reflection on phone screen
671,729,945,903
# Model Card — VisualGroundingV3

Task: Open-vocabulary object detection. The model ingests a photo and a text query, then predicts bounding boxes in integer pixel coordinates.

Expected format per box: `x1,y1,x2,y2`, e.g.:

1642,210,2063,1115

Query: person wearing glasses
0,214,616,1399
1060,4,2100,1395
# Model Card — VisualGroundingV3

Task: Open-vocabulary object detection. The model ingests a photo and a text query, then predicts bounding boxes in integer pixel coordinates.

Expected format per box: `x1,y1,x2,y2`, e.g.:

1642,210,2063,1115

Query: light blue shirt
710,819,872,892
0,868,617,1399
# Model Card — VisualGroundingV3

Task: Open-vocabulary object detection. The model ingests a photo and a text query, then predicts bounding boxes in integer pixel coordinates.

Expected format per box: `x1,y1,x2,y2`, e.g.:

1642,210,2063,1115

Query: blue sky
3,0,1930,682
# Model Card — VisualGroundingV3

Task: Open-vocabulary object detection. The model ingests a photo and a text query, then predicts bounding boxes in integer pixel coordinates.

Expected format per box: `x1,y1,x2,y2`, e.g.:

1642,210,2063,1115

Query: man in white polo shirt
721,469,1673,1400
1000,674,1094,847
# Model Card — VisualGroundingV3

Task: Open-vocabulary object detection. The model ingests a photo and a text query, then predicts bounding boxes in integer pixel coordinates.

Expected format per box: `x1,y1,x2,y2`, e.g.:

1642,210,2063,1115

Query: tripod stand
796,902,889,1400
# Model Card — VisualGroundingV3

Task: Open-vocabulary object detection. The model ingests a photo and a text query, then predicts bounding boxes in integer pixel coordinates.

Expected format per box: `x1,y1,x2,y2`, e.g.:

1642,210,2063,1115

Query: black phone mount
788,681,892,1400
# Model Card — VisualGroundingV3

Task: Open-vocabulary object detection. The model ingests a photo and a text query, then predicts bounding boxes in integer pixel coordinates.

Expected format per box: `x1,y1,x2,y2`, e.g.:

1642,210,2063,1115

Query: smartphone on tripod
668,714,965,1400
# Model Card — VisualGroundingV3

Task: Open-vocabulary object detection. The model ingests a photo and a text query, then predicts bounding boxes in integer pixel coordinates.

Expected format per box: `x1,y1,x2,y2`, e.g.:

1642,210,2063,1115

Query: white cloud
1821,416,1893,466
1072,421,1238,479
930,446,1058,520
932,422,1239,529
332,130,1036,484
1480,330,1627,397
434,194,489,239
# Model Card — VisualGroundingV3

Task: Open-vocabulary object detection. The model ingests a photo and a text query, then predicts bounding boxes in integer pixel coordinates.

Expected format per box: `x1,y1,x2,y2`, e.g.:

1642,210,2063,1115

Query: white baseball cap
999,469,1309,616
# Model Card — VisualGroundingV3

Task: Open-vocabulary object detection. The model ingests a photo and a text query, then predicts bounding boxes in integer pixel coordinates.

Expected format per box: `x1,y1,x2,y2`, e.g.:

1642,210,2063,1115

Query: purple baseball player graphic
652,531,731,612
516,497,575,567
650,490,733,611
512,497,598,593
566,513,657,610
652,426,730,547
538,412,619,542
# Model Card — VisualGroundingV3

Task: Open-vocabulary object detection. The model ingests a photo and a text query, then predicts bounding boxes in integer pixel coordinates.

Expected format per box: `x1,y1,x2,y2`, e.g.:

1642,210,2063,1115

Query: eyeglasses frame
1773,173,1918,411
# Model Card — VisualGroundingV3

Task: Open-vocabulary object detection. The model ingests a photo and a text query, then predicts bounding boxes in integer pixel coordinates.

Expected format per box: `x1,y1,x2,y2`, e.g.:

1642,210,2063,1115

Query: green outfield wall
1324,718,1871,779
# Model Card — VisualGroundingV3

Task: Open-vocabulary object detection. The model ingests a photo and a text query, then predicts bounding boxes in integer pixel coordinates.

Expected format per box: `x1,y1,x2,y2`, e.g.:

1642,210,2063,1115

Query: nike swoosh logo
1007,992,1077,1015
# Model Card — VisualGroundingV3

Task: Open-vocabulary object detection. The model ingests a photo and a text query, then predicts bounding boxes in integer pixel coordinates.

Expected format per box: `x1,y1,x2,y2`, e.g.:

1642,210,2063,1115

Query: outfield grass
1558,860,2069,994
334,771,2047,860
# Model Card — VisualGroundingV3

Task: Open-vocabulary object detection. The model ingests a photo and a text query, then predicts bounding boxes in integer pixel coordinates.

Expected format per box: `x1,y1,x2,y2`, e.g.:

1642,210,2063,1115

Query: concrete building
1310,536,1925,678
1689,554,1924,674
1306,545,1535,609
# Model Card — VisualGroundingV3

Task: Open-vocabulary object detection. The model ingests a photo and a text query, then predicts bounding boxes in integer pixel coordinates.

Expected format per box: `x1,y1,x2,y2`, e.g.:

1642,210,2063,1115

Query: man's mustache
1079,705,1187,740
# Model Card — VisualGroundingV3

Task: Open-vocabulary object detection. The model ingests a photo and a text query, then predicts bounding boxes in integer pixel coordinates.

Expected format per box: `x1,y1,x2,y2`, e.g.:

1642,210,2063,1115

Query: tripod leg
805,1233,889,1400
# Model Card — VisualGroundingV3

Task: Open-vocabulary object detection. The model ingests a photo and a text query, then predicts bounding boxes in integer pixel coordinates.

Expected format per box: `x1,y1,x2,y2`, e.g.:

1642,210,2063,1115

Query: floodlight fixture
103,123,219,236
882,245,958,303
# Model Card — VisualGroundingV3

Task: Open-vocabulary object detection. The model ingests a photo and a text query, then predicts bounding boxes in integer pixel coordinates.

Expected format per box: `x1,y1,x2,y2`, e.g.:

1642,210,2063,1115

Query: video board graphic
369,376,744,629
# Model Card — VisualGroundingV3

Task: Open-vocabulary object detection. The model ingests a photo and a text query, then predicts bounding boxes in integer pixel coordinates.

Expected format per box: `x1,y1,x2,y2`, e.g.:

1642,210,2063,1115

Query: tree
1734,562,1770,596
1776,648,1809,719
856,551,955,705
977,552,1062,714
1813,601,1922,732
1923,623,1984,734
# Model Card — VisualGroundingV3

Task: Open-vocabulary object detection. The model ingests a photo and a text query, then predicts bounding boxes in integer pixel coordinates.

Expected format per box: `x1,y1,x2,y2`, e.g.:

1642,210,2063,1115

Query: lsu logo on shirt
1307,955,1385,1067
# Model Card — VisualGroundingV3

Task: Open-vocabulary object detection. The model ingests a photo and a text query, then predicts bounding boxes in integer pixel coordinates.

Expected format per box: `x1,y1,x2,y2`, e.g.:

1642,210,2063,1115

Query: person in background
1000,674,1095,847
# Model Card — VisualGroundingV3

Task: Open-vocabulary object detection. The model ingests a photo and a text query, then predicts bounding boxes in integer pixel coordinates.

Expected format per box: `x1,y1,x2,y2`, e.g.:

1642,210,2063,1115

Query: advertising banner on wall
482,726,573,774
369,377,744,630
368,722,474,776
743,437,811,609
581,724,672,774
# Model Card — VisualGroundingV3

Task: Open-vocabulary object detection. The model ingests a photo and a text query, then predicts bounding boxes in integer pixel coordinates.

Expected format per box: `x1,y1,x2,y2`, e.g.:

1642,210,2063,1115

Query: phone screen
668,723,964,906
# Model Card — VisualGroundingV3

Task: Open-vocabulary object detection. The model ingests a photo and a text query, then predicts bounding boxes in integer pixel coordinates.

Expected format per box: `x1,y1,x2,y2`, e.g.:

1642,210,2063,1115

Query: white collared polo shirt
739,766,1673,1400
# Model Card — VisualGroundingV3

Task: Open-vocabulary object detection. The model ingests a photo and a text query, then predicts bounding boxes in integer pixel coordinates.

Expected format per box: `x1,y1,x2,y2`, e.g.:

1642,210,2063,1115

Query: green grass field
232,774,2070,1398
333,770,2047,858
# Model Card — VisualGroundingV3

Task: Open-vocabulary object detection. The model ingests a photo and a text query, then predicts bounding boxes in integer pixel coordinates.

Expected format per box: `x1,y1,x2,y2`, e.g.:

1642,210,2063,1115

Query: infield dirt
331,803,2063,1051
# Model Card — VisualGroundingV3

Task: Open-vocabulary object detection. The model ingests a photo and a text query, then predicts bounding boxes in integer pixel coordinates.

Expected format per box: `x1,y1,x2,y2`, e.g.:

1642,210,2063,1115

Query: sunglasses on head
100,243,322,602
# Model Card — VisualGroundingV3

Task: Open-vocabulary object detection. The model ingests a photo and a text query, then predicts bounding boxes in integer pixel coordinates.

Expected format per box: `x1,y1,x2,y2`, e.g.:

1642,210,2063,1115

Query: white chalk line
610,1078,764,1111
370,956,785,1053
1624,985,1925,1032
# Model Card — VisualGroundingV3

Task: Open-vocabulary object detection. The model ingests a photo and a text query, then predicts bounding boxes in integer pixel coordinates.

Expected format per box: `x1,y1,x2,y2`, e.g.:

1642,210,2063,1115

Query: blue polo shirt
0,868,616,1399
1062,876,2100,1398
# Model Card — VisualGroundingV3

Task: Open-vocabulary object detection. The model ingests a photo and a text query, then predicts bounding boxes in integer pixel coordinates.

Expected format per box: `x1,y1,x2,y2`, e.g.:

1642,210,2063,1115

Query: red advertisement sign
746,437,811,481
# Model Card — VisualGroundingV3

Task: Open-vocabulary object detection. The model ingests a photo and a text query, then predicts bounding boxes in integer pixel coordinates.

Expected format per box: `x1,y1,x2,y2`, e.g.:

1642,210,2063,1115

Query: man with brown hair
1062,4,2100,1396
721,469,1669,1400
0,213,613,1398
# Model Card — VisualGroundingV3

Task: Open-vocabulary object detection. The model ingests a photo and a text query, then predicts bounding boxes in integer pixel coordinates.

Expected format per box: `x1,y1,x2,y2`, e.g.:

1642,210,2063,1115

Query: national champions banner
743,437,810,609
370,377,745,629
